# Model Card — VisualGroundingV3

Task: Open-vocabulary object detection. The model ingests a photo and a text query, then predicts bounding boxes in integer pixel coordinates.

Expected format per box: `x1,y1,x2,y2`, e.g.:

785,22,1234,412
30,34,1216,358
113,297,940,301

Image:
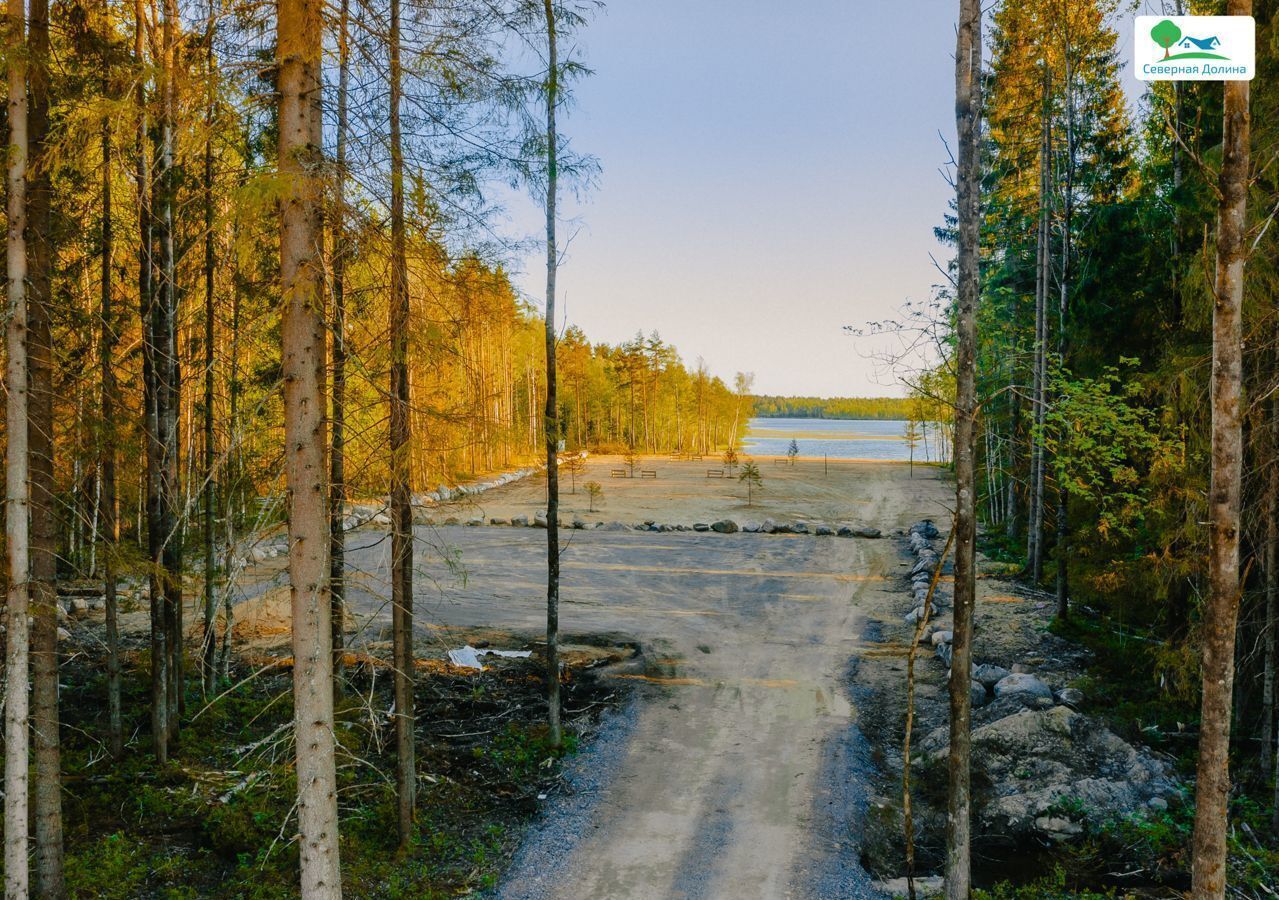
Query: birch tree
4,0,31,889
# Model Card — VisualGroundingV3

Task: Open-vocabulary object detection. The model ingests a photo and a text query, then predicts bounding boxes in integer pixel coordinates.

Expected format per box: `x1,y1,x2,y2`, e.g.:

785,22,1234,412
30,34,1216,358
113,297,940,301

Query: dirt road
235,460,950,898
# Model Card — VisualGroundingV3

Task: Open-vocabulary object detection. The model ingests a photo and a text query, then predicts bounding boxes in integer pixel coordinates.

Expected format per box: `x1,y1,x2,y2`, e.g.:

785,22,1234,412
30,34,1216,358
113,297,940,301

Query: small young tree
584,481,603,512
562,454,585,494
624,447,638,477
722,446,738,472
787,439,799,467
739,461,762,506
904,419,922,478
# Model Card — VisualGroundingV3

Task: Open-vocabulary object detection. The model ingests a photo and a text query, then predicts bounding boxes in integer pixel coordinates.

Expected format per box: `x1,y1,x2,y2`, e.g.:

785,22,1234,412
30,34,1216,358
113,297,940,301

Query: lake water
741,417,947,462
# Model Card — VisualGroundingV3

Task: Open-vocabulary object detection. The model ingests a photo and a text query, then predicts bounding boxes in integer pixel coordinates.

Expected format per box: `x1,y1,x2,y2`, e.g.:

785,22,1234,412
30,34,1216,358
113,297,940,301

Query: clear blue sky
504,0,969,398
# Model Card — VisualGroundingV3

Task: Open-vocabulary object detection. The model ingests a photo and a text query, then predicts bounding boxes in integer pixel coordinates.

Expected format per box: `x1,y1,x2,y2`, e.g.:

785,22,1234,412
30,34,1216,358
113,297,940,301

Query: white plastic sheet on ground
447,645,533,670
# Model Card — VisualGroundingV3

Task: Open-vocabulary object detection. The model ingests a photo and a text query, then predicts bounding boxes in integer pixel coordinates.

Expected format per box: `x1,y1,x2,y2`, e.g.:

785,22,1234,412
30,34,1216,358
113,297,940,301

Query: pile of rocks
466,515,884,538
902,520,950,628
897,520,1181,847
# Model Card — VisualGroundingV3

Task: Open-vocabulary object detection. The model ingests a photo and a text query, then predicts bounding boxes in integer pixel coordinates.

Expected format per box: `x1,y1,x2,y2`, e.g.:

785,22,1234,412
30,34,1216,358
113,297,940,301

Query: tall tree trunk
329,0,349,696
1190,7,1250,894
4,0,31,889
27,0,63,884
388,0,416,845
1055,48,1075,621
201,2,218,697
158,0,183,737
135,0,166,763
16,16,47,900
102,96,123,759
543,0,562,749
947,0,981,896
277,0,342,888
1029,68,1050,585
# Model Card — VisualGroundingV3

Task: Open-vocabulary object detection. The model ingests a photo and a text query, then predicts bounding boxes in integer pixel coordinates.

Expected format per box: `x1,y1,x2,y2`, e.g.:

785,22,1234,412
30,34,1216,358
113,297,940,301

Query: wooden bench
706,469,724,478
610,469,628,478
689,454,704,461
640,469,657,478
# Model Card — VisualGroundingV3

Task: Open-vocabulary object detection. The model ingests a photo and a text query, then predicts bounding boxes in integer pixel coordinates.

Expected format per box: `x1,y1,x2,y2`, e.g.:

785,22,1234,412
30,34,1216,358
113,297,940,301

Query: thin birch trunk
4,0,31,888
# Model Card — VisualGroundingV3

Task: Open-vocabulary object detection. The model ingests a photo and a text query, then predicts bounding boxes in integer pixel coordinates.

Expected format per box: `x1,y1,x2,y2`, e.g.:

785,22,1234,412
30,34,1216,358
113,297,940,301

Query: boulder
993,673,1054,702
905,606,925,625
693,523,711,532
711,519,739,534
971,682,990,709
571,517,587,530
911,554,939,577
791,522,810,534
910,520,941,540
741,521,762,533
759,519,778,534
466,517,484,527
443,517,460,526
511,515,530,527
973,664,1012,689
931,630,953,647
873,875,944,898
852,525,883,538
774,523,794,534
1055,687,1085,709
489,517,509,526
935,641,953,667
598,521,632,532
533,511,549,528
815,524,835,536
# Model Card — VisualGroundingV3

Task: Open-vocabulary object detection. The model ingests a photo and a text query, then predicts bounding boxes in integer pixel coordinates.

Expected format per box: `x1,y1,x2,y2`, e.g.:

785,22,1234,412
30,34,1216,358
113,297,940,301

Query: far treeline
751,395,913,420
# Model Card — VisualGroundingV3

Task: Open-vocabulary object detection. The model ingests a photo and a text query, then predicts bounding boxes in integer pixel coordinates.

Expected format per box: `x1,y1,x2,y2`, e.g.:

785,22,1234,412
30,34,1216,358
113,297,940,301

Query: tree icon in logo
1152,19,1182,59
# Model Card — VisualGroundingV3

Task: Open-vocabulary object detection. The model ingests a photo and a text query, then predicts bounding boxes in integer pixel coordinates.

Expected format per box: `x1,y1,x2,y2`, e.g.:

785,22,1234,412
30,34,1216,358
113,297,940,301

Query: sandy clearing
215,457,954,898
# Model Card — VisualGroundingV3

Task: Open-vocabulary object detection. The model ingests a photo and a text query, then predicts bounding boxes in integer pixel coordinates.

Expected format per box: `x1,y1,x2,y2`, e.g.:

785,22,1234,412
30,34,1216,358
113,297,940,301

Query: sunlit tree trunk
946,0,981,895
1190,5,1249,893
1028,68,1050,585
201,0,219,697
388,0,416,845
277,0,342,887
4,0,31,889
543,0,562,749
